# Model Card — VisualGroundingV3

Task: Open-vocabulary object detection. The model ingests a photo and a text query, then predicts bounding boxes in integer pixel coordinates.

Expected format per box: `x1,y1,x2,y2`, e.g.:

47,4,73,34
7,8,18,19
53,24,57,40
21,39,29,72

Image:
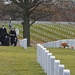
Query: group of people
0,25,17,46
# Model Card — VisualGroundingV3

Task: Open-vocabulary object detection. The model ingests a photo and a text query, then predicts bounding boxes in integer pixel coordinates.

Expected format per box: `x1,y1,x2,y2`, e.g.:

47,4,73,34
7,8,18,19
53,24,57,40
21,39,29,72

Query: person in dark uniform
9,27,17,46
14,36,17,46
0,25,7,46
5,33,9,46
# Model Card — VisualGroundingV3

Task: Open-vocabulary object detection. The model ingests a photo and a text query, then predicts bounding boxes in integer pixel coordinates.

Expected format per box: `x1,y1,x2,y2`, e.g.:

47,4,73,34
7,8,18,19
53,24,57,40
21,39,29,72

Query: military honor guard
0,25,7,46
9,27,17,46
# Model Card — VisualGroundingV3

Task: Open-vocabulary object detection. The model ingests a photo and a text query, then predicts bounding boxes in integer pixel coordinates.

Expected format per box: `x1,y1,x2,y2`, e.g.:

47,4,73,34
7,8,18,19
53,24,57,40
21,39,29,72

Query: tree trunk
22,12,30,47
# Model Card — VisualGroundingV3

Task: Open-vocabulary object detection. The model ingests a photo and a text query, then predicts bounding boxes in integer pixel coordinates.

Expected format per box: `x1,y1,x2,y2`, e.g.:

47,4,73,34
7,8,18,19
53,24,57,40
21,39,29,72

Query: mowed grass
47,48,75,75
0,46,46,75
0,46,75,75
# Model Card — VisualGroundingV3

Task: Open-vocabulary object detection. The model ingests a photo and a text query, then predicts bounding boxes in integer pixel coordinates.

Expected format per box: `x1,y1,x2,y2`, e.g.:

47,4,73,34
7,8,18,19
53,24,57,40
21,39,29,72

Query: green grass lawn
47,48,75,75
0,46,46,75
0,46,75,75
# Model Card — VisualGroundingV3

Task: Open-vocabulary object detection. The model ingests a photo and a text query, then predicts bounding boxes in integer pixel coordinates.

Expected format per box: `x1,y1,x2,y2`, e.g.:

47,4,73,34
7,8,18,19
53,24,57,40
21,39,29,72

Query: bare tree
8,0,58,46
0,0,75,46
51,1,75,22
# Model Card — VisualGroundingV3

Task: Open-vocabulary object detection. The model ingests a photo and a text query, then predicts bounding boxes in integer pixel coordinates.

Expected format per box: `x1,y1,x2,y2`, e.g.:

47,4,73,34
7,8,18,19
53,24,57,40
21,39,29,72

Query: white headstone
54,60,60,75
50,56,55,75
63,69,70,75
58,65,65,75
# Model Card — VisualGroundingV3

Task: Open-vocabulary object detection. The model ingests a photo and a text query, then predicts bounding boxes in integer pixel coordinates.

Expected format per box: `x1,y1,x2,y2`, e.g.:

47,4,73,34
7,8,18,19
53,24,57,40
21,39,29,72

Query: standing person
0,25,7,46
9,18,12,29
9,21,12,29
5,32,9,46
9,27,17,46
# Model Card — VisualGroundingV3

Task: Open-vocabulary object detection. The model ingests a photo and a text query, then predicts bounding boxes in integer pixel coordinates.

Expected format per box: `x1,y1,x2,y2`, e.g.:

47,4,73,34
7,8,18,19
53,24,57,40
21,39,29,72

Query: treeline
0,1,75,22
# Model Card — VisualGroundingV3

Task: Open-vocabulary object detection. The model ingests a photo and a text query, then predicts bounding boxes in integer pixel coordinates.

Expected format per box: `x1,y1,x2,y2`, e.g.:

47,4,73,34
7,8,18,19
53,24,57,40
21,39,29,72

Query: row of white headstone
41,23,74,35
37,44,70,75
31,27,69,41
34,21,75,25
12,21,75,40
42,24,74,38
19,24,73,40
31,26,60,41
42,39,75,49
30,32,50,42
47,24,75,35
9,21,75,43
32,24,74,39
19,38,27,49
